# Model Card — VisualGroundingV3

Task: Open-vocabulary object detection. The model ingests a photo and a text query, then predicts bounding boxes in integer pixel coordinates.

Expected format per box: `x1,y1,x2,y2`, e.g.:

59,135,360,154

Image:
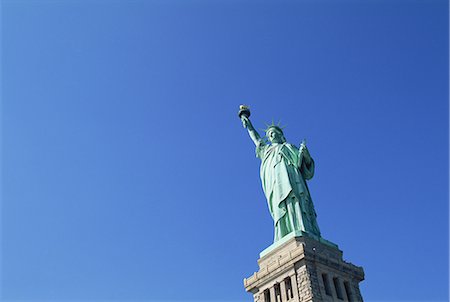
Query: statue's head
266,126,286,144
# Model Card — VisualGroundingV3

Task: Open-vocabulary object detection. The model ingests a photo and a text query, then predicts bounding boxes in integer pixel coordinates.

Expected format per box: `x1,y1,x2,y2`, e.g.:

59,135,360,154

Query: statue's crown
264,121,285,135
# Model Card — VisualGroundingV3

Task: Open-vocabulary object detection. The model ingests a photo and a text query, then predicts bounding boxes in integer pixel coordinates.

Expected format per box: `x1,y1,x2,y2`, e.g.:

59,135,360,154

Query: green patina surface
239,105,330,245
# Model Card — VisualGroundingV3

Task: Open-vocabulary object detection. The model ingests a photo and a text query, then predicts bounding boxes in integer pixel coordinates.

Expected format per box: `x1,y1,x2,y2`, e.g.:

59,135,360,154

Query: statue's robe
256,141,321,242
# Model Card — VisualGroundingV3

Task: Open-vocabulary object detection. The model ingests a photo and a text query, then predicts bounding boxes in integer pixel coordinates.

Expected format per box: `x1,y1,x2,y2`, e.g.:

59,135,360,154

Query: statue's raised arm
239,105,262,147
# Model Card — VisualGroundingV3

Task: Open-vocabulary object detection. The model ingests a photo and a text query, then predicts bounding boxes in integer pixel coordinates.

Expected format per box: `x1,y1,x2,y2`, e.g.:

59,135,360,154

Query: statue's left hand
300,144,311,160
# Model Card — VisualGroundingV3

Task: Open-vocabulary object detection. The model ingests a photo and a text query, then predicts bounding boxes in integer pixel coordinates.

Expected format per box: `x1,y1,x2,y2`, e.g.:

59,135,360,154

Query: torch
238,104,251,127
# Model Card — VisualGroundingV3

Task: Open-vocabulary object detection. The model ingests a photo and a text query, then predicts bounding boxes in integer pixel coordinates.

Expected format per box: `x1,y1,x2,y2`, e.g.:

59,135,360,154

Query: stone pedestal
244,236,364,302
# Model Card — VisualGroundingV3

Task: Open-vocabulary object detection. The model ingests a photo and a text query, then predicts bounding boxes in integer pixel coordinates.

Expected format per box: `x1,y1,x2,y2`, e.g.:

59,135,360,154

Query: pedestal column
244,235,365,302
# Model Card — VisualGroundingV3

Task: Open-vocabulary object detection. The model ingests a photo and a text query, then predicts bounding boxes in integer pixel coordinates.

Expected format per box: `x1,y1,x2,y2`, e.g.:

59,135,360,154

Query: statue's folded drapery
256,141,321,242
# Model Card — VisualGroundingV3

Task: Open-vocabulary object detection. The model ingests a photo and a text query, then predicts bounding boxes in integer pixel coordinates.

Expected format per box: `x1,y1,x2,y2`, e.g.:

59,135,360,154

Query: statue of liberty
239,105,321,242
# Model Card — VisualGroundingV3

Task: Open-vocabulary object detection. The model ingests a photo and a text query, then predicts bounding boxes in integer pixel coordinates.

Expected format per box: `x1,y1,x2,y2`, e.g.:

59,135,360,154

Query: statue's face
267,128,284,144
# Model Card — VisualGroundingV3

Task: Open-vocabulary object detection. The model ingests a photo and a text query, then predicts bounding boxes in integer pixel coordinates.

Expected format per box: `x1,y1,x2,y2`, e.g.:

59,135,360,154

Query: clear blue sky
1,0,448,301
